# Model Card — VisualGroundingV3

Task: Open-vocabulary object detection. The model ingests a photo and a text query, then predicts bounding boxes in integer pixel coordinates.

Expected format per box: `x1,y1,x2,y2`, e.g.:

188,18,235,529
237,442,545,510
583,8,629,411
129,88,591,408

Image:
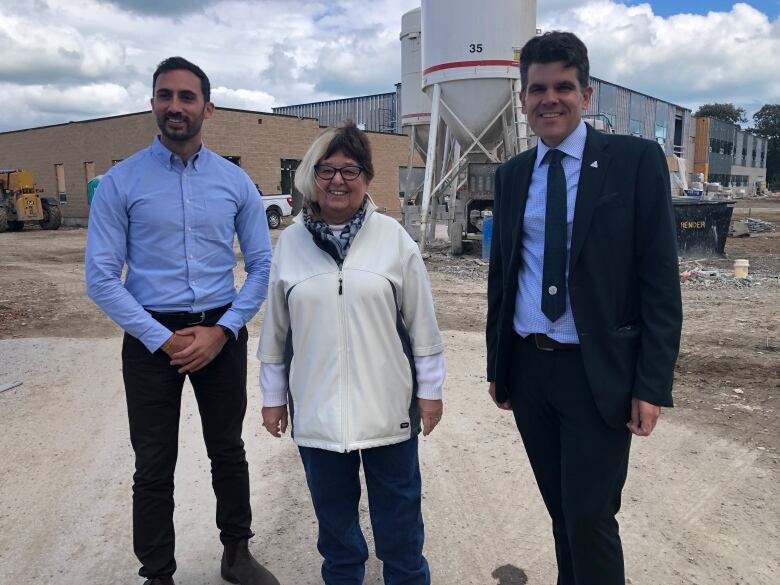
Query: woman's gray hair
294,121,375,209
294,127,339,206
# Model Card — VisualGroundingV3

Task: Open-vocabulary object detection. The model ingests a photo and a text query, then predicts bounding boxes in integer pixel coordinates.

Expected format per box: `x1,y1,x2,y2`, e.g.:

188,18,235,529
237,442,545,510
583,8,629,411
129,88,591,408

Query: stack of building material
744,218,776,233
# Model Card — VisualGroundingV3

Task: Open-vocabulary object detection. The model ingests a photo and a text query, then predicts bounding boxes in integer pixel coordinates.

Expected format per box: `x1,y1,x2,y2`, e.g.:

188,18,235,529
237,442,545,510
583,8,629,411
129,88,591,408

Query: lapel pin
590,160,598,168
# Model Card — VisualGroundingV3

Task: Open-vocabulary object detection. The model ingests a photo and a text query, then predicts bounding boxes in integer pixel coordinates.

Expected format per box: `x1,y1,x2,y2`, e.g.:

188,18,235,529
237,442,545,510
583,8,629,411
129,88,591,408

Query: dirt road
1,202,778,584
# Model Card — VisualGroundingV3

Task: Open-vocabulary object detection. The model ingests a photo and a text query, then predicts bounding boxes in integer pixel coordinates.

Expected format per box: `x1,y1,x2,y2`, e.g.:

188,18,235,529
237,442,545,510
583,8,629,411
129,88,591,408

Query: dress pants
122,316,253,579
507,332,631,585
298,437,430,585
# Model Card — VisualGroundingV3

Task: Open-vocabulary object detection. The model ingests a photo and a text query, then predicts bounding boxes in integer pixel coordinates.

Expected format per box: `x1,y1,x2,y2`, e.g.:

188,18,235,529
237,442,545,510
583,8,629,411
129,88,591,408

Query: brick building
0,107,417,226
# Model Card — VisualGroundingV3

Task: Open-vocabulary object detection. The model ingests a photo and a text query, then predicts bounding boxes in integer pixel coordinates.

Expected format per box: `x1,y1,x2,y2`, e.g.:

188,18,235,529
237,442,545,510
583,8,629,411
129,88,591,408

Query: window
84,161,95,183
707,173,732,185
629,119,643,137
280,159,301,195
54,163,67,203
600,112,616,131
655,124,667,146
708,138,733,156
399,167,426,201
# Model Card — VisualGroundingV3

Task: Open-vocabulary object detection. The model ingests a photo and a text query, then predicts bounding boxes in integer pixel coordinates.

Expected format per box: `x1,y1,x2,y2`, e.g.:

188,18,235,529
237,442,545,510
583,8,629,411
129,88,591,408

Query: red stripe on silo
423,60,518,75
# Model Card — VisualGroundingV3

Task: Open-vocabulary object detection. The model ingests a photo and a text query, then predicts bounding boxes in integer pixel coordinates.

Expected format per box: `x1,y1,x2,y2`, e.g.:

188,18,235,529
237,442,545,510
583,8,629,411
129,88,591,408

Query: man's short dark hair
519,31,590,91
152,56,211,102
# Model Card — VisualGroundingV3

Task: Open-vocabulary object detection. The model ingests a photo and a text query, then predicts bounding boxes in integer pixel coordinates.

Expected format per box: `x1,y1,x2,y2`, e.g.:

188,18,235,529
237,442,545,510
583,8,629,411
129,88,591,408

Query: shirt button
188,254,193,259
191,280,197,285
548,285,558,295
188,226,193,231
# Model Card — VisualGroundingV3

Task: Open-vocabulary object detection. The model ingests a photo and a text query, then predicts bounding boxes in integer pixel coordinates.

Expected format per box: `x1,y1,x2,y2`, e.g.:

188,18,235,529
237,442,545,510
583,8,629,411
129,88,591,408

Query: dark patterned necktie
541,149,567,322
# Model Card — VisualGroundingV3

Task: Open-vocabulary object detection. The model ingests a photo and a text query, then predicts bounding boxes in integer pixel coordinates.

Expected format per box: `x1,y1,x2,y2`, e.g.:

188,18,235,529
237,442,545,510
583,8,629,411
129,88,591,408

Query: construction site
0,198,778,584
1,0,779,583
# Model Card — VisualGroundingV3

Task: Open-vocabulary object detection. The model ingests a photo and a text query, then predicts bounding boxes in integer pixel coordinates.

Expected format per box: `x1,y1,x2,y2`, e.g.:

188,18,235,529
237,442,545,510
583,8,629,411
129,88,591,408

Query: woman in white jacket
258,121,445,585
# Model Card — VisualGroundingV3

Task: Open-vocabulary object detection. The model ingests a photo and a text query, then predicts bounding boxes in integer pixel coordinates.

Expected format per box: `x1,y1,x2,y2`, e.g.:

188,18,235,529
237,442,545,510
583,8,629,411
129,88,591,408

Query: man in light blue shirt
85,57,279,585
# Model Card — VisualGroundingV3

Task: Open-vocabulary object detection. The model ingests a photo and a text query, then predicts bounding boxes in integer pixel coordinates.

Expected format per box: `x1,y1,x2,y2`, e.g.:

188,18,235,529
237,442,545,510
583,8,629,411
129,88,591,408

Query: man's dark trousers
508,332,631,585
122,311,253,579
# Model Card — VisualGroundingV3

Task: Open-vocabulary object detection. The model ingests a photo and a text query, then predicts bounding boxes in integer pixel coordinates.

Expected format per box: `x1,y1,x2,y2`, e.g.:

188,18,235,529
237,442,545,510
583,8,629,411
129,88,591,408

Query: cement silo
411,0,537,253
400,7,431,209
400,8,430,149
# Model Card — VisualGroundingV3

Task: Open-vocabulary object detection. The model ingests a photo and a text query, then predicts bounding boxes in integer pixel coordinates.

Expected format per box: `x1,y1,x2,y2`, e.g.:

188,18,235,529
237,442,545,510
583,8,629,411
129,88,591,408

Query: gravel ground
1,201,778,584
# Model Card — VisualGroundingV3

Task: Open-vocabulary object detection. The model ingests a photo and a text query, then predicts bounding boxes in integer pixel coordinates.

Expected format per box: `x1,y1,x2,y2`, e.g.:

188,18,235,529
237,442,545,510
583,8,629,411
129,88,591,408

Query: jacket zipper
333,206,373,451
337,263,348,451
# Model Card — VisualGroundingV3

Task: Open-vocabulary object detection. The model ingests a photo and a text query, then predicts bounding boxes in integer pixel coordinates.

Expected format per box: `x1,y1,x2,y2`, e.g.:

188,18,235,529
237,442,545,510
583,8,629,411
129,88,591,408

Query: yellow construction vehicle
0,169,61,232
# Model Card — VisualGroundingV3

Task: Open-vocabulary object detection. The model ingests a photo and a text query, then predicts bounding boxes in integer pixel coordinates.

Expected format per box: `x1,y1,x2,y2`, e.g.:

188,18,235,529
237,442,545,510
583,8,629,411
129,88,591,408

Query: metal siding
273,93,399,133
275,82,693,147
616,87,631,135
644,98,654,139
666,106,676,156
587,78,599,116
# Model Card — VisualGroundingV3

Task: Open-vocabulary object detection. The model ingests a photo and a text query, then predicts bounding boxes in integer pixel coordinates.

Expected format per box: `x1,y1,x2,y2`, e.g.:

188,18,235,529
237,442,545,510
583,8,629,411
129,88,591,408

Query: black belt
147,303,230,327
521,332,580,352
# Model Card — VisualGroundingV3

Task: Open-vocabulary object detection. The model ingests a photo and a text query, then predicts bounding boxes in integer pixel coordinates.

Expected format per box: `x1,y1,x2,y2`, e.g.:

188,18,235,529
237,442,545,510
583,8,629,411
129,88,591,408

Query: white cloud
0,80,147,129
211,86,275,111
540,1,780,117
0,14,129,85
0,0,777,132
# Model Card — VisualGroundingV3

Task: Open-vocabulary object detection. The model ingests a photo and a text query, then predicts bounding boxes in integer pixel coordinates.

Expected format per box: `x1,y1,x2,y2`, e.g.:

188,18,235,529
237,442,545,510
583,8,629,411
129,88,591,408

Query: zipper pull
338,271,343,295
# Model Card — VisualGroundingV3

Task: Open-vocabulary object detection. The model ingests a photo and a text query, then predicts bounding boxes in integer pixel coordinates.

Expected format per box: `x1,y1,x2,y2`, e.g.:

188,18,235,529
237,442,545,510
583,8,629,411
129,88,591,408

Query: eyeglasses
314,164,364,181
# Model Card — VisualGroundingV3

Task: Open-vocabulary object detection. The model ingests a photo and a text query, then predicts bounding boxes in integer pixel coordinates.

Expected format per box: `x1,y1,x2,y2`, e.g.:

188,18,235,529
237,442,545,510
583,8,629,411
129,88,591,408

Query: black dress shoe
221,539,280,585
143,577,175,585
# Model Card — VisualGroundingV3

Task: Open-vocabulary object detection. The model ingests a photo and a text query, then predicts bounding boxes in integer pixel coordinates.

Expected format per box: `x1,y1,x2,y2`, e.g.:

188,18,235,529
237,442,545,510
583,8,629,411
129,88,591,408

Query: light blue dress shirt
85,136,272,353
513,120,587,344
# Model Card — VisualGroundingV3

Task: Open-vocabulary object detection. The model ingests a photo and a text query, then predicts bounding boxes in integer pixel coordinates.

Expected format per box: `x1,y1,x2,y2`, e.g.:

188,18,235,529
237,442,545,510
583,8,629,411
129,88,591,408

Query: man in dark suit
486,32,682,584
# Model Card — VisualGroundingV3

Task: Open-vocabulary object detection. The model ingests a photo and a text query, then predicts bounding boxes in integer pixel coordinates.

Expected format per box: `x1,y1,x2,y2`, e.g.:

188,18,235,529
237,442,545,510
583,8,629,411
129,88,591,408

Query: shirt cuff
260,362,288,407
217,314,240,340
140,321,175,354
414,351,445,400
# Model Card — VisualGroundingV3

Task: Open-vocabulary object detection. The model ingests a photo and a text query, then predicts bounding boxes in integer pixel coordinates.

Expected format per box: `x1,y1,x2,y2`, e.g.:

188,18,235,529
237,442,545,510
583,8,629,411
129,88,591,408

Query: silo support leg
419,83,441,254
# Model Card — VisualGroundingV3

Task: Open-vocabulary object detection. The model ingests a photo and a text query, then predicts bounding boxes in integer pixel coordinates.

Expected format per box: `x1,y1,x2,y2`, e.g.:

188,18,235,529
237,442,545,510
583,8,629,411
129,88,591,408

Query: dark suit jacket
486,124,683,429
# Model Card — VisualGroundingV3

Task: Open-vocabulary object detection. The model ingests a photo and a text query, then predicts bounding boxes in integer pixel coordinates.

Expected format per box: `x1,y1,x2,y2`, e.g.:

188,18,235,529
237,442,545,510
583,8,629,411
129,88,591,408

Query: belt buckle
533,334,555,352
187,311,206,326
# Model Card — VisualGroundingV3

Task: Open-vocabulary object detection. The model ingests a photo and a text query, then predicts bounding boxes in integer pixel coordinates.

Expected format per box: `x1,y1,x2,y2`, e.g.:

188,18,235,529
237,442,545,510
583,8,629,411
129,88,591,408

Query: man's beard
157,113,203,142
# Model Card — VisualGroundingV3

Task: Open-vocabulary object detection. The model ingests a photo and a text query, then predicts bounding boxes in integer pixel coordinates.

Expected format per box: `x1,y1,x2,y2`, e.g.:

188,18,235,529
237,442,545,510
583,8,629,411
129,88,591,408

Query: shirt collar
151,135,207,171
535,120,587,168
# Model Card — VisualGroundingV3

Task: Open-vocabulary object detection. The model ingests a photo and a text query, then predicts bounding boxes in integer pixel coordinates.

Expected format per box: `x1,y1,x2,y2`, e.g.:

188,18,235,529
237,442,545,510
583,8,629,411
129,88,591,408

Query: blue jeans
298,437,430,585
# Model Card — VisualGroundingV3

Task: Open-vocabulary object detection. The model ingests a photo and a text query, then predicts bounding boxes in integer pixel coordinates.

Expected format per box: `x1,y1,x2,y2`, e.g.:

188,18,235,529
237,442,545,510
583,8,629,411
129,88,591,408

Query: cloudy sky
0,0,778,132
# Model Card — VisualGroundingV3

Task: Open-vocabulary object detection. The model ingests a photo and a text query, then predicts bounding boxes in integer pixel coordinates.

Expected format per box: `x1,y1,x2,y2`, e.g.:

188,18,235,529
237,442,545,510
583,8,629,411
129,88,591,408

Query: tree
753,104,780,190
753,104,780,139
694,103,747,126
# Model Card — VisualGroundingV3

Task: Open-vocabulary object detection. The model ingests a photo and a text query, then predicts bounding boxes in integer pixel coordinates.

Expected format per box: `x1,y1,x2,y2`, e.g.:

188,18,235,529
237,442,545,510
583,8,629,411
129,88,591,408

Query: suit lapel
570,126,610,269
507,148,536,280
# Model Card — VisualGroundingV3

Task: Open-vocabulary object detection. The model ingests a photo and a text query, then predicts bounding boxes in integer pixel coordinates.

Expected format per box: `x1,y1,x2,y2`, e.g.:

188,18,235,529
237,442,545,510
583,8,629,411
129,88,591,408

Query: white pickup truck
261,193,293,229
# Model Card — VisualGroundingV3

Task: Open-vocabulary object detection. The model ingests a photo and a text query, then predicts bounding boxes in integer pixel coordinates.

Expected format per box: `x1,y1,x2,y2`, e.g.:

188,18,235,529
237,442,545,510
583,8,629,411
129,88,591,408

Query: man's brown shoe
221,539,280,585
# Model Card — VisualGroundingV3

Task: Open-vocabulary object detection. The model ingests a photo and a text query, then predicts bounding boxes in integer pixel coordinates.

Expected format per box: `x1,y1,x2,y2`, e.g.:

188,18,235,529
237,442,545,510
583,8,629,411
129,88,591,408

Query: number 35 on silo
468,43,483,53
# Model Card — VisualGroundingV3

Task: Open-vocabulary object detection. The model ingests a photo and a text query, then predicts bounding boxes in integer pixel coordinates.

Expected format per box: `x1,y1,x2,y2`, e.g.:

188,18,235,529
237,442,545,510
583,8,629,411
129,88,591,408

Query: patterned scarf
302,196,369,265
